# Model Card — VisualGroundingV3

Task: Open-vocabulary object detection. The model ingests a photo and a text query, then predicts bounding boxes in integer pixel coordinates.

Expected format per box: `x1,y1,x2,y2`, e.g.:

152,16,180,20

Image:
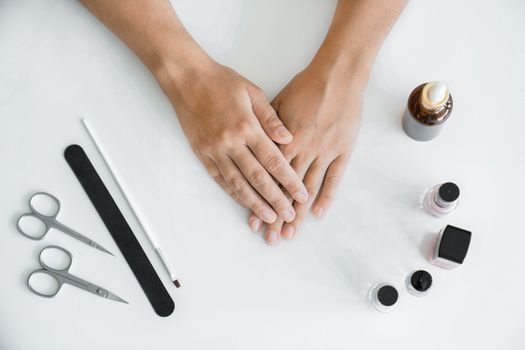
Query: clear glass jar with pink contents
423,182,460,217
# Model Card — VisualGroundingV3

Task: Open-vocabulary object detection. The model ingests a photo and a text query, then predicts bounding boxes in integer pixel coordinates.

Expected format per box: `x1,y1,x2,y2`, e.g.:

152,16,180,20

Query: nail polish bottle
423,182,460,217
368,284,398,312
402,81,453,141
431,225,472,269
406,270,432,297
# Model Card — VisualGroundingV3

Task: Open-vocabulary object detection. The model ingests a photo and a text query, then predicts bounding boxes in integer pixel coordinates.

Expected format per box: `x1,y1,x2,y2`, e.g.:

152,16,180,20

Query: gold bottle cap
421,81,449,111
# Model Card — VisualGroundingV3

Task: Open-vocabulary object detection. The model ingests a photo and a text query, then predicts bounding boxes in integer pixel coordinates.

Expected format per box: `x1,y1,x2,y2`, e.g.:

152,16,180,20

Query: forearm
80,0,212,84
309,0,406,88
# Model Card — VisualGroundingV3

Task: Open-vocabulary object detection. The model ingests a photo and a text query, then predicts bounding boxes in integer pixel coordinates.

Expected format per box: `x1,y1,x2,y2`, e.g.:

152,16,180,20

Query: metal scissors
27,245,127,303
17,192,113,256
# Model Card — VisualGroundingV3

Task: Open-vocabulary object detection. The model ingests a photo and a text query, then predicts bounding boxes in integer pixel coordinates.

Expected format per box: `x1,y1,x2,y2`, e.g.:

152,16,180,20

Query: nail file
64,144,175,317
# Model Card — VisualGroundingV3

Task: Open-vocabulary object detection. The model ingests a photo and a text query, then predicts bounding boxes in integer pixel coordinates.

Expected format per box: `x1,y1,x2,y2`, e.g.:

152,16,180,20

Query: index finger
248,135,308,204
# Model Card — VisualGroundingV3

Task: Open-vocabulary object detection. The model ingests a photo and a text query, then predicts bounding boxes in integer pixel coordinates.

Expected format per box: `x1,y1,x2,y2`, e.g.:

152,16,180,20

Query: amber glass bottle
402,81,453,141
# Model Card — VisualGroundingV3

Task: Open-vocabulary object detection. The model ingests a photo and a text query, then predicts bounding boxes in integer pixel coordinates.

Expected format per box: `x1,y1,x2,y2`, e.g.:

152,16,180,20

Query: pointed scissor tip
107,292,128,304
97,244,114,256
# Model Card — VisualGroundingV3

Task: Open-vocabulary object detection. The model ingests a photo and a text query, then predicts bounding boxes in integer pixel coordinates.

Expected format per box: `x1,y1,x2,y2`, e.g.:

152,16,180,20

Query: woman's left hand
247,65,365,245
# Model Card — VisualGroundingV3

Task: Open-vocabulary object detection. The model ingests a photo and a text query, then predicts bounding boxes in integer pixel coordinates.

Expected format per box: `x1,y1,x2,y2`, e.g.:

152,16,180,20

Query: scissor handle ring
16,213,51,240
27,269,62,298
29,192,61,218
39,245,73,272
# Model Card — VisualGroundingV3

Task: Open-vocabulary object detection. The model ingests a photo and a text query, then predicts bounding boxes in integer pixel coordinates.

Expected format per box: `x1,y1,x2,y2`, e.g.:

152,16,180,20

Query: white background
1,1,524,349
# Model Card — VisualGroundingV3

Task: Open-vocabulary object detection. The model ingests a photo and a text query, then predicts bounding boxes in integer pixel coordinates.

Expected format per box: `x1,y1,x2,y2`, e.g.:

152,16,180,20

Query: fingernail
281,209,295,222
261,211,276,223
276,126,293,142
313,207,324,218
249,217,262,232
266,230,279,245
283,225,295,239
294,190,308,204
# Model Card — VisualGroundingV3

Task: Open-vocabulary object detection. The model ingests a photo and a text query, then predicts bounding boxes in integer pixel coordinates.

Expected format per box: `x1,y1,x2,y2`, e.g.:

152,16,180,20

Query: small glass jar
406,270,432,297
368,284,398,312
423,182,460,217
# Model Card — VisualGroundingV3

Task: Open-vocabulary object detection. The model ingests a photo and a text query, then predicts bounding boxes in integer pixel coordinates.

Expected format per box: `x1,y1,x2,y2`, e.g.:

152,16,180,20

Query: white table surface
1,0,525,349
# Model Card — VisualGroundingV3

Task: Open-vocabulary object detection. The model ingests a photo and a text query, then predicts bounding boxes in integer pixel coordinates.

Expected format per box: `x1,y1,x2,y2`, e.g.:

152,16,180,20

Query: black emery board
64,144,174,317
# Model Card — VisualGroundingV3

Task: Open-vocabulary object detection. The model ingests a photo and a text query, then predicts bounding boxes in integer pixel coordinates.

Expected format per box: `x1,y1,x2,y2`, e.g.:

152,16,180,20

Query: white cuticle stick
82,118,180,287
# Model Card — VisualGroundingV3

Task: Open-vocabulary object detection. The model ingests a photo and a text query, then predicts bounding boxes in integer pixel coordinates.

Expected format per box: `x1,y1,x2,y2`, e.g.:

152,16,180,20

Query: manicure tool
82,118,180,288
27,245,126,303
17,192,113,256
65,144,175,317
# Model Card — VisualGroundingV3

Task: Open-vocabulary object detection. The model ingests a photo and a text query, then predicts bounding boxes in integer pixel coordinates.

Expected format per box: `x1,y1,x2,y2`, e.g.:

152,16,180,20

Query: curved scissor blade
63,274,127,304
51,221,114,256
106,291,128,304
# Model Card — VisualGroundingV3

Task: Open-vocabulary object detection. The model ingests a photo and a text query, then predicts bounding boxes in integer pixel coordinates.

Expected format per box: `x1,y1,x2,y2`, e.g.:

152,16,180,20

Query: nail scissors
27,245,127,303
17,192,113,255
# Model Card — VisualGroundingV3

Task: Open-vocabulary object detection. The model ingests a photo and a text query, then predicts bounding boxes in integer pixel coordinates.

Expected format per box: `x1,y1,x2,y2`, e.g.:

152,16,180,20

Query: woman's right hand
157,58,309,226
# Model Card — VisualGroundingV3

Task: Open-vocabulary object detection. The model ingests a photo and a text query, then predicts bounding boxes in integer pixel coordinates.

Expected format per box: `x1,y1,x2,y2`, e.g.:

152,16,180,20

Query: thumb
251,89,293,144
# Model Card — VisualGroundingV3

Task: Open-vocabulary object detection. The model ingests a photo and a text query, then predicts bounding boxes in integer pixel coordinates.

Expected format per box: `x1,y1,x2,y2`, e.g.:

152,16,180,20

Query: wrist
305,0,400,93
149,31,216,95
306,48,372,93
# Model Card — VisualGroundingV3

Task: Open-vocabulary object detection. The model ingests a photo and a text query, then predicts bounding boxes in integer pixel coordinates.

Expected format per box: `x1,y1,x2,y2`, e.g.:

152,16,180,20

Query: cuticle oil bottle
402,81,453,141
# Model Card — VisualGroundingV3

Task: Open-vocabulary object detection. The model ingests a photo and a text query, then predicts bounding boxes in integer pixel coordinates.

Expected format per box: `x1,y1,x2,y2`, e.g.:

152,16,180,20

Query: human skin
247,0,406,245
80,0,309,226
81,0,406,245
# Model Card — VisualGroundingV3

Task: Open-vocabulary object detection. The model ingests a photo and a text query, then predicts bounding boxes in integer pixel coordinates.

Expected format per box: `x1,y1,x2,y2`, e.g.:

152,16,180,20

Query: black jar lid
377,285,398,306
438,182,460,202
410,270,432,292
